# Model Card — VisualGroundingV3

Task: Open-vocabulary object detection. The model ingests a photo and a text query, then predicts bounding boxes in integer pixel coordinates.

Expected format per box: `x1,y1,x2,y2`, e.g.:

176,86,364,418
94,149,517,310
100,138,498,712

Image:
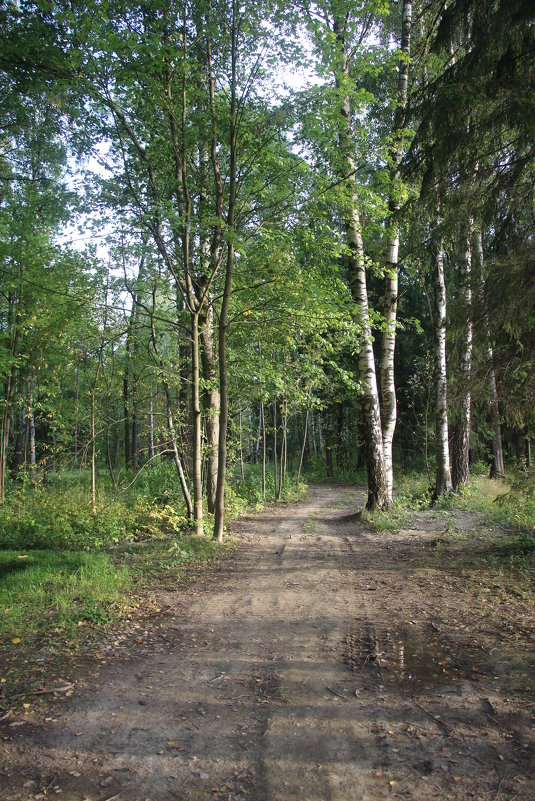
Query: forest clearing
1,484,534,801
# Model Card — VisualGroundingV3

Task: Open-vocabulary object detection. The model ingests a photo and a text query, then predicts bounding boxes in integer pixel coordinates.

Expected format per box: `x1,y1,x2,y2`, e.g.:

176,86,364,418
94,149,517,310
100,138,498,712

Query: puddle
385,630,465,684
344,620,466,684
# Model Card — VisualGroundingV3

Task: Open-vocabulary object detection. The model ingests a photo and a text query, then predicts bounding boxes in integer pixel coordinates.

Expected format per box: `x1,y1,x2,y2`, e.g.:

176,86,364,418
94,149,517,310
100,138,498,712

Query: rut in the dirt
1,485,534,801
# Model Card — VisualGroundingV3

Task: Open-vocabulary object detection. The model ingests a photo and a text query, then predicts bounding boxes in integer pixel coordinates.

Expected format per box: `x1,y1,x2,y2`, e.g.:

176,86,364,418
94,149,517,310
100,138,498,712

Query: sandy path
1,485,534,800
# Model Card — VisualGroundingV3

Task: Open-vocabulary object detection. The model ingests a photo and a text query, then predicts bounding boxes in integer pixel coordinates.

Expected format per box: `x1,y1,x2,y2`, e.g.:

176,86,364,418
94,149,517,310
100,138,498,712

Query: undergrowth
0,461,306,646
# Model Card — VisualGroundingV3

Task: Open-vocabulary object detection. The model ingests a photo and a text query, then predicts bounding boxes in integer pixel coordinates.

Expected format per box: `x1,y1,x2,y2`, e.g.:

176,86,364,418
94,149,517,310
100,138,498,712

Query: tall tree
451,223,473,489
380,0,412,503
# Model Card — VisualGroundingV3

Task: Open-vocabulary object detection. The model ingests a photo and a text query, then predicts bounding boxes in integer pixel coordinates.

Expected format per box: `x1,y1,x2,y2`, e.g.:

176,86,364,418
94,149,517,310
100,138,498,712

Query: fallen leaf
11,638,21,645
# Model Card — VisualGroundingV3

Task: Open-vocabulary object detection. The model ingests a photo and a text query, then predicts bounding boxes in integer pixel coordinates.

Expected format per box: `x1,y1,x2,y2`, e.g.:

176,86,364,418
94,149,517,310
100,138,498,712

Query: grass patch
0,534,234,648
0,550,131,640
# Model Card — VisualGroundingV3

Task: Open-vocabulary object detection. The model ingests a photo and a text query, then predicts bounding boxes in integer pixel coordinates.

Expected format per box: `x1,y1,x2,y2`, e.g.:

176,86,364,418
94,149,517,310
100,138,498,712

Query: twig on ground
9,683,74,701
326,686,349,702
412,697,453,735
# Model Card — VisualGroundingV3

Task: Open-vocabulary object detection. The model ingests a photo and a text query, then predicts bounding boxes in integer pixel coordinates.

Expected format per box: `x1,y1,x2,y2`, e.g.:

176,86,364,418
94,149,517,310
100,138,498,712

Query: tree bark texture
199,307,220,513
432,235,453,497
380,0,412,503
191,314,204,535
452,225,473,489
474,228,505,478
212,0,237,543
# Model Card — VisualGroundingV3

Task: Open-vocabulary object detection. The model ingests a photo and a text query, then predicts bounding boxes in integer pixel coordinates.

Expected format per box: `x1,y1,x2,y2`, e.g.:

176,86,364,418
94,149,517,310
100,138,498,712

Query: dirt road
1,485,534,800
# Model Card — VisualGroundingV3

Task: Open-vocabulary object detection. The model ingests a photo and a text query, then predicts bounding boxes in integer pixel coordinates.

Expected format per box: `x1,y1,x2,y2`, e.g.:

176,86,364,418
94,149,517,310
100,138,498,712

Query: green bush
133,460,189,508
0,488,147,551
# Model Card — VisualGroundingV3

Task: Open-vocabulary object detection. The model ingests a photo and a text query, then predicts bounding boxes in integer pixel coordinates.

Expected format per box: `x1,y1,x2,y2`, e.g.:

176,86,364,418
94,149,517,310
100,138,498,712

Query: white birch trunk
452,224,473,489
432,235,453,497
381,0,412,503
332,13,388,509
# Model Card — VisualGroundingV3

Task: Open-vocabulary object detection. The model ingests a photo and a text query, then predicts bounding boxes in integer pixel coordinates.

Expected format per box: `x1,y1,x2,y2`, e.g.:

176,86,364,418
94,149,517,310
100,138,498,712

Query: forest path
1,484,534,801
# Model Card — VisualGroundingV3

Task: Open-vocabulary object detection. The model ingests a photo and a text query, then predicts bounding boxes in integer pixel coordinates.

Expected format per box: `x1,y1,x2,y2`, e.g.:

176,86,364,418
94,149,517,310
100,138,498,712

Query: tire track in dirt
1,484,534,801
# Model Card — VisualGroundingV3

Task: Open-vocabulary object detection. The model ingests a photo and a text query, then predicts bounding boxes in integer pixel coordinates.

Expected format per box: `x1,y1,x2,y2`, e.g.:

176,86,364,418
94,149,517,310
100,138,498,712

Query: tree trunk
380,0,412,503
0,280,22,504
238,398,245,480
123,345,131,470
73,361,80,469
165,384,193,519
452,224,473,490
279,402,287,492
210,2,237,542
148,390,155,463
273,402,279,500
325,416,334,480
474,228,505,478
332,12,389,510
310,411,317,458
131,392,138,472
297,405,309,485
199,307,220,513
106,420,118,492
432,234,453,498
91,390,96,515
261,400,266,500
256,403,262,462
248,404,255,464
28,384,36,485
148,297,193,518
191,313,204,535
11,390,25,480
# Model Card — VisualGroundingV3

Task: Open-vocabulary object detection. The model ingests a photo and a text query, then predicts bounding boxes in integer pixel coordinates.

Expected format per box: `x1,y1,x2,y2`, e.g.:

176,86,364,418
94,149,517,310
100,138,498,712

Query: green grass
0,534,234,644
0,550,131,639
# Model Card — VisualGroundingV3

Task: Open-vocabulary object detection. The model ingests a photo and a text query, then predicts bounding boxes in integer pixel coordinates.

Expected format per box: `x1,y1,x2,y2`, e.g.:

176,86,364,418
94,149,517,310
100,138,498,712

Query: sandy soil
1,484,534,800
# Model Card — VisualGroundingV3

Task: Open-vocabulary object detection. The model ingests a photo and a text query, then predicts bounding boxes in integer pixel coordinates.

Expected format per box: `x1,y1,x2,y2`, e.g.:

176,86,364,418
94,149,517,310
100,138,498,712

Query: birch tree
431,228,453,497
380,0,411,504
451,224,473,489
322,1,390,509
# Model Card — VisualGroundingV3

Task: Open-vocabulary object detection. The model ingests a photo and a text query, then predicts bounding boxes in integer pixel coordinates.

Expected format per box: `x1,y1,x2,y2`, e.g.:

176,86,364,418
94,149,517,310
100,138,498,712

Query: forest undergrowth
0,463,306,649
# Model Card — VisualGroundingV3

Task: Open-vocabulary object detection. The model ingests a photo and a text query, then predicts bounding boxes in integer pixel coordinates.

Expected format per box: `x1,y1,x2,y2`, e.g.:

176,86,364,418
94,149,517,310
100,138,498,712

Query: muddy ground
1,484,534,801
